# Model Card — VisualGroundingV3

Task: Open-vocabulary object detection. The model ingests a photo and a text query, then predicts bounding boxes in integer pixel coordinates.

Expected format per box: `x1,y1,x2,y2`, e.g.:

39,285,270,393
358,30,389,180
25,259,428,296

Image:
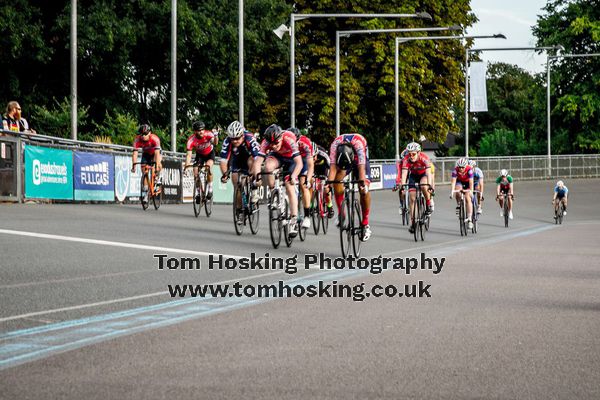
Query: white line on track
0,269,150,289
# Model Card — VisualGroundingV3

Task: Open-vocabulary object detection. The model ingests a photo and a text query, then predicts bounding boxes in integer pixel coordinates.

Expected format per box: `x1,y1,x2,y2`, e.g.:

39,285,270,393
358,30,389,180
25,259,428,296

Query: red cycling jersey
452,166,474,182
396,152,431,184
186,131,216,156
133,134,161,156
258,131,300,159
298,135,313,158
329,133,368,166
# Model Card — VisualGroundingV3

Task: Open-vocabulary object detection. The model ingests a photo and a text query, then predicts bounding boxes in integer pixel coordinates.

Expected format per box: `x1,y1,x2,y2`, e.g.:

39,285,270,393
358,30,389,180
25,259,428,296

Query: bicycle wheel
459,198,466,236
233,183,244,235
339,196,352,258
247,181,260,235
412,195,420,242
193,178,201,217
151,172,161,210
321,188,329,234
140,172,149,211
311,188,321,235
558,203,564,224
298,190,307,242
504,196,509,228
351,199,363,257
203,172,213,217
269,190,282,249
471,197,478,234
284,197,293,247
418,194,426,241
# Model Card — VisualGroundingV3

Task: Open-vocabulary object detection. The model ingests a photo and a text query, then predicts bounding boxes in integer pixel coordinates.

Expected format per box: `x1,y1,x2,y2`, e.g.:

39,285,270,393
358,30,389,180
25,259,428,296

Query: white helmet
456,157,468,168
500,169,508,176
468,159,476,167
557,180,564,187
406,142,421,152
227,120,244,139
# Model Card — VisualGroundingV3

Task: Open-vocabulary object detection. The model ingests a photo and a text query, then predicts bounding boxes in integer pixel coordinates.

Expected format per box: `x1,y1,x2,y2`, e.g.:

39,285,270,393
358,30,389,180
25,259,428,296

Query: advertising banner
213,165,234,204
114,155,142,201
73,152,114,201
369,164,383,190
182,163,194,203
382,163,398,189
469,61,488,112
25,145,73,200
161,159,182,201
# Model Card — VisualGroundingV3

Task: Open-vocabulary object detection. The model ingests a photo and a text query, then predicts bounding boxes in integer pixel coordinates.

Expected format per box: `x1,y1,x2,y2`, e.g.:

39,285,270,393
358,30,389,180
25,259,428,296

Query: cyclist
394,142,434,234
553,180,568,218
327,133,372,241
313,143,334,218
219,121,261,216
496,169,514,219
449,157,474,229
469,159,484,214
131,124,162,201
290,127,315,230
251,124,303,237
184,121,218,200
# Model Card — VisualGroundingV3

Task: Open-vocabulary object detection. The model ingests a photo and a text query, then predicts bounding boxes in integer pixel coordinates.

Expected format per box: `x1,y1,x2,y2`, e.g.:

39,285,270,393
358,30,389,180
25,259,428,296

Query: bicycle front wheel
351,199,363,257
204,175,212,217
152,174,162,210
193,178,201,217
504,197,509,228
247,181,260,235
339,197,352,258
140,172,149,211
311,189,321,235
233,184,244,235
269,190,282,248
284,197,293,247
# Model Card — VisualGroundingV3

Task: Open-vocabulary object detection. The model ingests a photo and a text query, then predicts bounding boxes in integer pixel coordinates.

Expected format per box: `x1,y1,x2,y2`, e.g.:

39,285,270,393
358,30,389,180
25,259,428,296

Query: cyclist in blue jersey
553,180,569,218
469,160,484,214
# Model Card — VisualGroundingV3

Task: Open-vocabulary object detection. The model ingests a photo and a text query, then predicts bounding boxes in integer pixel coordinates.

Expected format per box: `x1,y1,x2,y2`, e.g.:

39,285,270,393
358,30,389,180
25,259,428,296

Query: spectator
2,101,36,134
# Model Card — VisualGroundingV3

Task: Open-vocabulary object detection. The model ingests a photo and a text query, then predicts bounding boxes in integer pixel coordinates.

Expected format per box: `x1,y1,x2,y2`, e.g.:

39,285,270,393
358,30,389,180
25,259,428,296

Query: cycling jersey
313,146,330,177
473,167,484,183
258,131,299,159
219,131,260,161
187,130,216,156
452,166,474,183
134,134,161,156
496,175,513,186
298,135,313,158
397,153,431,184
554,185,568,197
329,133,368,166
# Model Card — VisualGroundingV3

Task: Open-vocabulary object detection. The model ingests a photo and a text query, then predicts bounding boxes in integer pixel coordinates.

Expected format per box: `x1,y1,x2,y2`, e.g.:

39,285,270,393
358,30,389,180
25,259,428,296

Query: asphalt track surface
1,179,599,399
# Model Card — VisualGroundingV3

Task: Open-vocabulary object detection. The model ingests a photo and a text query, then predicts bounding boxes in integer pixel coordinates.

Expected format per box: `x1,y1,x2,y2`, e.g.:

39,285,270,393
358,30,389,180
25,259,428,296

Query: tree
533,0,600,153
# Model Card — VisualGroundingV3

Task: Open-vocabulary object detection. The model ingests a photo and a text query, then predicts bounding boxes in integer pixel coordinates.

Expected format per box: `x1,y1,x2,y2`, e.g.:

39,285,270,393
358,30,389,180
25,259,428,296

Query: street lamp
274,12,432,128
336,25,462,136
393,34,506,160
465,45,559,158
547,51,599,177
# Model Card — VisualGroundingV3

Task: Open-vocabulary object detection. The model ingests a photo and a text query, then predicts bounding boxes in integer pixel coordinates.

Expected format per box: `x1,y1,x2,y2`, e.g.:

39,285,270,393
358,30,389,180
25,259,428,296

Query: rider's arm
185,150,193,168
154,149,162,171
251,155,265,177
450,177,456,197
426,167,434,191
306,155,315,184
496,184,501,197
131,150,138,172
327,163,337,183
219,158,229,176
291,155,302,181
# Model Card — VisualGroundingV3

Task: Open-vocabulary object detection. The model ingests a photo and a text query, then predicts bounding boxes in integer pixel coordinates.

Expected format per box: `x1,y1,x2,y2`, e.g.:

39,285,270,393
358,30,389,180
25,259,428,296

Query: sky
467,0,549,73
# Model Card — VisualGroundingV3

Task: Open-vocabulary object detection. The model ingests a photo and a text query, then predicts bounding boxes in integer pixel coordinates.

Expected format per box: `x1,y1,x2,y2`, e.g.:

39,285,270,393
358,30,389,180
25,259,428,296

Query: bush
31,97,88,138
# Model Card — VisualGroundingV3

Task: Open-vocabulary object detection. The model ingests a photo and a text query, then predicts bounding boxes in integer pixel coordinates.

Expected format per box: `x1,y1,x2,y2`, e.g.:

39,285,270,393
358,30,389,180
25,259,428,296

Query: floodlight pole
239,0,244,125
393,34,505,160
288,12,431,128
335,26,459,137
546,52,600,177
70,0,77,140
170,0,177,151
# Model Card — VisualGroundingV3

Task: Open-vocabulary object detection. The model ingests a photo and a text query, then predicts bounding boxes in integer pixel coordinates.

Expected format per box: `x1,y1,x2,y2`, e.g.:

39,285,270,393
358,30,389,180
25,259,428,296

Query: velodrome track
1,179,599,399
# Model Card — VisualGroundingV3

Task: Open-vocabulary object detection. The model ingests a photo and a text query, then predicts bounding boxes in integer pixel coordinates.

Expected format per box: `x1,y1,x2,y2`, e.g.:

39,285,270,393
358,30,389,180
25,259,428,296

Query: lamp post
465,46,559,158
393,34,506,160
335,26,461,137
546,51,599,177
70,0,77,140
275,12,432,128
170,0,177,151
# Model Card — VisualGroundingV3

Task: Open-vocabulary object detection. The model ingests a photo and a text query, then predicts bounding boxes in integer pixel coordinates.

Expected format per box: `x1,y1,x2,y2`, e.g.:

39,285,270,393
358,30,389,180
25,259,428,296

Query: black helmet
264,124,283,143
192,121,205,131
138,124,151,135
336,143,355,169
288,127,301,140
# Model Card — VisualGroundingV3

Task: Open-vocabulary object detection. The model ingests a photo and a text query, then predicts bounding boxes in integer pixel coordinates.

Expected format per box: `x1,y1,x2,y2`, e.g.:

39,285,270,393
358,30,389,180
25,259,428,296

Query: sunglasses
409,152,418,156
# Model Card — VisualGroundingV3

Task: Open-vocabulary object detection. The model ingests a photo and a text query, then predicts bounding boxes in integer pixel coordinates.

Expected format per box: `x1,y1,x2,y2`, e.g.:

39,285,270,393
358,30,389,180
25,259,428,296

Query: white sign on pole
469,61,488,112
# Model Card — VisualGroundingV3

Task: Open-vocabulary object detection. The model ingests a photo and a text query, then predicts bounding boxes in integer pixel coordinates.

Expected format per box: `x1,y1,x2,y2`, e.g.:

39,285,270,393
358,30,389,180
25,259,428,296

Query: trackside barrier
0,135,20,201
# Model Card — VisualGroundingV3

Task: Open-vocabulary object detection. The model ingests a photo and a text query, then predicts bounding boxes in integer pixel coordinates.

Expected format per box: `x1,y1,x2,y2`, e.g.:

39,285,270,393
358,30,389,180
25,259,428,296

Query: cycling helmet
400,149,409,158
468,159,477,167
288,127,301,140
227,120,245,139
556,180,564,187
336,143,355,169
264,124,283,143
500,169,508,177
311,141,318,155
406,142,421,152
456,157,468,168
192,121,205,131
138,124,151,136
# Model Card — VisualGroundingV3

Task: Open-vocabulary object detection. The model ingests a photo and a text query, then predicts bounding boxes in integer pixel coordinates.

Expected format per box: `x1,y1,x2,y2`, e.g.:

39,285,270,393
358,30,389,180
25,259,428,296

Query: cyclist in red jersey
251,124,303,237
449,157,475,229
289,127,315,230
327,133,372,241
184,121,218,200
394,142,434,234
131,124,162,200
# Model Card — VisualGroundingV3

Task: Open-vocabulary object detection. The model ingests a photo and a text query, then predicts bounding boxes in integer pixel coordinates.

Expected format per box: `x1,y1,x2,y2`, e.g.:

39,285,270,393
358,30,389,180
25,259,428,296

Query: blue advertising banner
114,155,142,201
25,145,73,200
382,163,397,189
73,152,114,201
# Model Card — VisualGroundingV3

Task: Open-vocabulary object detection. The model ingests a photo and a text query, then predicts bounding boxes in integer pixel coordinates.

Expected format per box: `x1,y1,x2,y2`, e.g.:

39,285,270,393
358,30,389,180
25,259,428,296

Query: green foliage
31,98,89,139
478,129,545,156
89,111,139,146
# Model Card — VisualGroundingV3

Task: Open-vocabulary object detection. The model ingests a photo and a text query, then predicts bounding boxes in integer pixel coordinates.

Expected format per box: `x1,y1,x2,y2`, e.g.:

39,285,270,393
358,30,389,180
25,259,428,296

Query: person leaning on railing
2,101,36,135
